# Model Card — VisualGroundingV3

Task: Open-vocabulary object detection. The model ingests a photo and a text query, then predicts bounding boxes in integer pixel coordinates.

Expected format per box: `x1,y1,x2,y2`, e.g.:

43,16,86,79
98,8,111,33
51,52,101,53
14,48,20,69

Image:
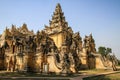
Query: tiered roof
49,3,68,28
44,3,69,34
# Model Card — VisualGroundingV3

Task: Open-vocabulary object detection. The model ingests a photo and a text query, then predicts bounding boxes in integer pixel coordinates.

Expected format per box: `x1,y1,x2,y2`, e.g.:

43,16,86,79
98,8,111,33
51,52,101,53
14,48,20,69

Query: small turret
1,27,11,40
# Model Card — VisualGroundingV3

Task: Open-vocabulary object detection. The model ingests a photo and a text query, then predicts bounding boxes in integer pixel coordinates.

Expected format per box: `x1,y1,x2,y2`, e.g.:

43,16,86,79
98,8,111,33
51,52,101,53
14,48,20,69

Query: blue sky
0,0,120,59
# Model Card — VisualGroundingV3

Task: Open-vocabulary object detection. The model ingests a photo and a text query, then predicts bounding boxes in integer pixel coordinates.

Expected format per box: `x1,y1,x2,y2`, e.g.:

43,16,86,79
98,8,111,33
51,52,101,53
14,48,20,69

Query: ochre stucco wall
49,33,64,48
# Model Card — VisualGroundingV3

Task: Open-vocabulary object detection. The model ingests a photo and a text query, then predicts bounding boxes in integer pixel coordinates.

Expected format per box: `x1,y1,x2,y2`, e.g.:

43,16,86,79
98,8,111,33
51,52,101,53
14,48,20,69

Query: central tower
44,3,70,48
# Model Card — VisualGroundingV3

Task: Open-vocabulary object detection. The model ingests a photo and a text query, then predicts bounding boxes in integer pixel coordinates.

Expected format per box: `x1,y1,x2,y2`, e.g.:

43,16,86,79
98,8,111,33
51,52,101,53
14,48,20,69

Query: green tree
98,46,112,56
106,48,112,55
98,46,106,56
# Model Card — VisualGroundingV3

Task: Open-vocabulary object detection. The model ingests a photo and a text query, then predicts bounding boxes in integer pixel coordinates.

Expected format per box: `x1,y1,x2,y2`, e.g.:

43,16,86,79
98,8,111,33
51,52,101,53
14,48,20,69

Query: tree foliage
98,47,106,56
98,46,112,56
106,48,112,54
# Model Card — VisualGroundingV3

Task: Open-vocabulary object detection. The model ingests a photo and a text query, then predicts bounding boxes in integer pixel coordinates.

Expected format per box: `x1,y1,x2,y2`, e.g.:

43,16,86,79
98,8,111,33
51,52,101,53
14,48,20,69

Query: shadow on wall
87,53,96,69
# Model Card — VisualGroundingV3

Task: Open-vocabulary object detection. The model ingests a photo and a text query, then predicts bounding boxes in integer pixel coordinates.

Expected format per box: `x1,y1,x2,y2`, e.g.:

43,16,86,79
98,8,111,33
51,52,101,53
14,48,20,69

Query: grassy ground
0,69,114,76
0,71,77,77
80,69,113,75
0,69,119,80
83,72,120,80
0,71,71,80
82,66,120,80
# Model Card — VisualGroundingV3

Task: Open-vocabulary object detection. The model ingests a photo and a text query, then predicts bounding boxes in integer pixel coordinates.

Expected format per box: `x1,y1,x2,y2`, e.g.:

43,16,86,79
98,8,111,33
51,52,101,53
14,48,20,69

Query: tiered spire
49,3,68,28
